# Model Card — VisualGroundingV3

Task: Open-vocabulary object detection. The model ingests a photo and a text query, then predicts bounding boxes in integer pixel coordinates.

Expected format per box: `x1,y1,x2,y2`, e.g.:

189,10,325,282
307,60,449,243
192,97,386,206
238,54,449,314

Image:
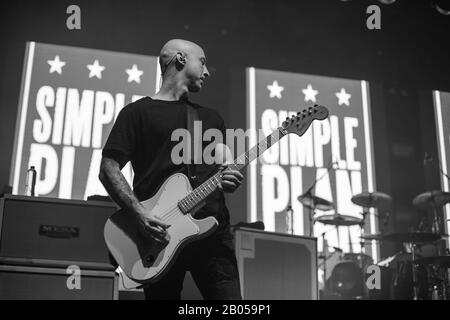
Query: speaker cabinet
234,228,318,300
0,195,116,269
0,265,118,300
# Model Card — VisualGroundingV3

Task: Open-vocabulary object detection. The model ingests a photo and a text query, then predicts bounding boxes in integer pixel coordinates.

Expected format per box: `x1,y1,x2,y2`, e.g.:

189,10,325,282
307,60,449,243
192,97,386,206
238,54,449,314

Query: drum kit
298,189,450,300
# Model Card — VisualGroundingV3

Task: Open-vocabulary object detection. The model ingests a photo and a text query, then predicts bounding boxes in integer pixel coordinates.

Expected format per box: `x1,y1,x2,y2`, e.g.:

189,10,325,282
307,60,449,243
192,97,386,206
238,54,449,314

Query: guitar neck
178,127,287,214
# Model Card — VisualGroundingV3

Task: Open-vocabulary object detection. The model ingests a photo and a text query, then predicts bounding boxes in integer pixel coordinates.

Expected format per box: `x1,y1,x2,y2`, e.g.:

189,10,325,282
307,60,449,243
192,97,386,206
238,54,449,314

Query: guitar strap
186,103,200,187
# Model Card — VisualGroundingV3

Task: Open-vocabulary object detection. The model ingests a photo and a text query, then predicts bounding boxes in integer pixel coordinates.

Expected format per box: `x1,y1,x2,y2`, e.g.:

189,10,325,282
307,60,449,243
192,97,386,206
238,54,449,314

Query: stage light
431,0,450,15
378,0,396,4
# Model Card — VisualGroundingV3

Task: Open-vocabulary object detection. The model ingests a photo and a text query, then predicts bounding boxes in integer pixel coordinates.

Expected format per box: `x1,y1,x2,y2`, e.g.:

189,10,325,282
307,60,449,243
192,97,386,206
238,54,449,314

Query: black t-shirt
102,97,231,239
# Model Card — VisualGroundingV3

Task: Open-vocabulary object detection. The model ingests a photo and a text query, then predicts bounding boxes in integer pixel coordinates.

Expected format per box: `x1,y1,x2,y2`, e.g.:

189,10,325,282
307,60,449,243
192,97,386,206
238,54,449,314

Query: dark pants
143,236,242,300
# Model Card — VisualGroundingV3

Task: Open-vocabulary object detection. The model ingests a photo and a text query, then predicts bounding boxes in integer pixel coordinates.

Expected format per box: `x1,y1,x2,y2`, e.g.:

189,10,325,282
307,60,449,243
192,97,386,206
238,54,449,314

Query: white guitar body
104,173,218,285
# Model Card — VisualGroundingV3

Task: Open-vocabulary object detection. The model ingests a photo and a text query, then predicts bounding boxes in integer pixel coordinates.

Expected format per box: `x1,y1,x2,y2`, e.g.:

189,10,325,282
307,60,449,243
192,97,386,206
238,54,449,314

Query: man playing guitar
99,39,243,300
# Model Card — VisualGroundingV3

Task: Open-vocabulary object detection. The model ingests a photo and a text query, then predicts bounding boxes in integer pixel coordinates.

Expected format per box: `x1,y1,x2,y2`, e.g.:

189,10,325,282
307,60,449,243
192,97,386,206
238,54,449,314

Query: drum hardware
298,159,336,237
341,189,450,300
318,229,344,291
298,193,333,237
361,233,385,241
351,191,392,210
383,232,446,243
314,214,363,227
417,255,450,267
413,190,450,235
325,260,365,299
417,255,450,300
350,191,396,299
314,213,362,257
315,214,367,299
298,194,334,212
381,232,448,300
351,191,393,259
411,242,420,300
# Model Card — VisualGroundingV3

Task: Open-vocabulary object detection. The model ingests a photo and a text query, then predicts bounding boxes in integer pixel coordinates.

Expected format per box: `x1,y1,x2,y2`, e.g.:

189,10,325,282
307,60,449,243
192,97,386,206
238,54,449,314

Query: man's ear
176,52,187,65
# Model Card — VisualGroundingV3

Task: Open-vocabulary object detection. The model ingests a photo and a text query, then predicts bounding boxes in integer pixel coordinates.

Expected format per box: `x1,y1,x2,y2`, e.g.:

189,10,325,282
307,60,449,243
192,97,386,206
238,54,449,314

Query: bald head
157,39,210,94
159,39,205,74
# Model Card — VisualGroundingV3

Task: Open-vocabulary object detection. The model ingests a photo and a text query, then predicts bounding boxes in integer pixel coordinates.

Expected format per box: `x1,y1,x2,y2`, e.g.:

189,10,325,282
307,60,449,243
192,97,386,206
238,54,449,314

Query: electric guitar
104,104,329,286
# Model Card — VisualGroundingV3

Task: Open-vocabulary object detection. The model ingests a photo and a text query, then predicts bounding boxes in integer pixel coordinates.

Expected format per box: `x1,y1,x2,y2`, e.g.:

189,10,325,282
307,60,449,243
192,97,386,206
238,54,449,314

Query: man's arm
99,156,169,242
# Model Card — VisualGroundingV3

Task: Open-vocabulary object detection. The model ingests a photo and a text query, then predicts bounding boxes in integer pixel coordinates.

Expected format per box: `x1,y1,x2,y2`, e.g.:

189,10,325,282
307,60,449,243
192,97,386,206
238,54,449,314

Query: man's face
183,47,210,92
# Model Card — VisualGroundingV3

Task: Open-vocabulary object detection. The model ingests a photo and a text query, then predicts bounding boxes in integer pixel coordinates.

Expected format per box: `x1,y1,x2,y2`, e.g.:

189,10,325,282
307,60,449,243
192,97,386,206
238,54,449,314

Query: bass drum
343,253,374,270
324,260,364,299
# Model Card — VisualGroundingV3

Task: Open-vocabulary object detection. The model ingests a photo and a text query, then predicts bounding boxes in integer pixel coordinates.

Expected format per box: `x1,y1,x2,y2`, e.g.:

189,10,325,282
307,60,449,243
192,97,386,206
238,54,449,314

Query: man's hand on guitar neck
214,144,244,193
218,165,244,193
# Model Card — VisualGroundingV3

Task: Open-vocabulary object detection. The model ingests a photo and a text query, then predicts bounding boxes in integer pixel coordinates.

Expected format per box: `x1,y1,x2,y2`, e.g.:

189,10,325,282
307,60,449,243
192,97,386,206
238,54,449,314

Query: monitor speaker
234,228,318,300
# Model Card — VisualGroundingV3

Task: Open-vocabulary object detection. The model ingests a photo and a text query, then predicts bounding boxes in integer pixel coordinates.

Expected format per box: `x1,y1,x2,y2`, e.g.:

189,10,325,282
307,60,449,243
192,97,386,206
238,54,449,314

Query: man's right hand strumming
99,157,171,244
135,210,171,244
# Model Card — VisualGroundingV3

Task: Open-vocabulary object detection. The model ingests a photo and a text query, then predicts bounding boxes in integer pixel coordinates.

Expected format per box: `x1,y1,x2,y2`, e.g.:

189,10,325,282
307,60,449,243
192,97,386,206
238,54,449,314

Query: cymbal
315,214,362,226
360,233,384,241
297,194,333,211
416,255,450,267
412,190,450,209
383,232,446,243
351,192,392,209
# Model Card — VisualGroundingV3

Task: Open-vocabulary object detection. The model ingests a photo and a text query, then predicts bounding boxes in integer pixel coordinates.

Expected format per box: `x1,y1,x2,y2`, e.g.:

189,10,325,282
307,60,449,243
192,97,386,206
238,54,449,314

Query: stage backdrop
433,90,450,247
246,67,378,258
10,42,160,200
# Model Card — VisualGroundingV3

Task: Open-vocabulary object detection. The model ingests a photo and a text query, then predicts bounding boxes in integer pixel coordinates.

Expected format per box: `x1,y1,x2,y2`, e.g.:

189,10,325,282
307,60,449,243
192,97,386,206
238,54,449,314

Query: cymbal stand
301,158,335,237
309,194,315,237
322,232,328,291
301,187,321,237
359,208,369,299
410,241,420,300
430,191,444,235
359,208,370,270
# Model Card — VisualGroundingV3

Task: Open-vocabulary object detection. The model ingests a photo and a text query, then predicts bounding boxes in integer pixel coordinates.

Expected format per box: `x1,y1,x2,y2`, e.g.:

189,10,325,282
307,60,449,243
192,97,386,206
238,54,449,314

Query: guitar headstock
282,104,329,137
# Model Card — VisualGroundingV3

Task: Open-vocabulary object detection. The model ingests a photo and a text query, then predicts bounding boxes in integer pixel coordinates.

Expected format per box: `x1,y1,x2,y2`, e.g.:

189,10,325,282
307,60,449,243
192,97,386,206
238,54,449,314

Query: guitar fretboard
178,127,287,214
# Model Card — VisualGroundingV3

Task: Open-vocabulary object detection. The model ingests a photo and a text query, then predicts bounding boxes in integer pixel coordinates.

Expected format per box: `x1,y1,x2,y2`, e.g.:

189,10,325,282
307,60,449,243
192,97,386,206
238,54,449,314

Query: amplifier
0,265,118,300
234,228,318,300
0,195,116,269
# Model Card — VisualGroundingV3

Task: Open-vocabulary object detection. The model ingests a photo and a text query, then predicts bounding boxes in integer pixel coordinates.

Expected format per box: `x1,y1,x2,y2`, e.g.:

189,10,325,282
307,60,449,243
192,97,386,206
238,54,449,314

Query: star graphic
267,80,284,99
302,84,318,102
47,55,66,74
87,60,105,79
336,88,351,106
126,64,144,84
